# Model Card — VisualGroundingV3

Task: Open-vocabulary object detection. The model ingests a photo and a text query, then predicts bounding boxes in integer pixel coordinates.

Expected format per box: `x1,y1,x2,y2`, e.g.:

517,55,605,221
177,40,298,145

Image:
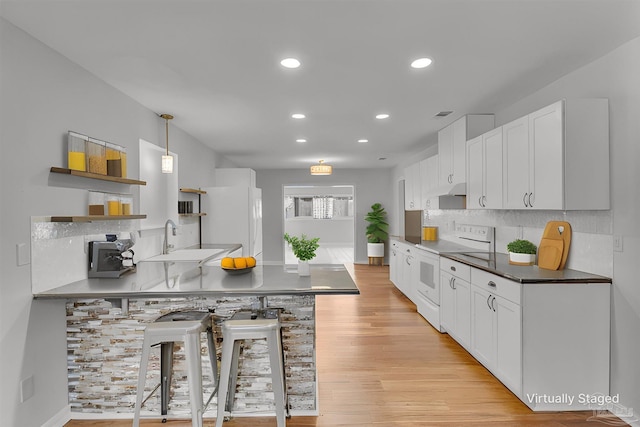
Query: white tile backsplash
31,217,201,293
424,208,613,277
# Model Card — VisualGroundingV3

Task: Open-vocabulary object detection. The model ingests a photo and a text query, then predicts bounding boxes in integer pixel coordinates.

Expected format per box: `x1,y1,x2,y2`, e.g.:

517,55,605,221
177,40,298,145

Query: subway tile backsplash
424,209,613,277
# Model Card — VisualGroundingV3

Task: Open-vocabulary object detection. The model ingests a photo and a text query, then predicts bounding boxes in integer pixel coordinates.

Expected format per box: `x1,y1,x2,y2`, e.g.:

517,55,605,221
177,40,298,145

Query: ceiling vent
434,111,453,118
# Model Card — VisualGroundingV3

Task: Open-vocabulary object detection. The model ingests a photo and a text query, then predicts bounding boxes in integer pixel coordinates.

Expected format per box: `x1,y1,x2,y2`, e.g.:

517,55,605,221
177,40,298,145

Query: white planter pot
367,243,385,258
298,260,310,276
509,252,536,265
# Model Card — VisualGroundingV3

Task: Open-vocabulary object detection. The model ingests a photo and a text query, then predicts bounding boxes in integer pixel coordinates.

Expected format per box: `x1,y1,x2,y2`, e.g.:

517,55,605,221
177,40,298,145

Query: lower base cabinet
389,241,415,301
439,263,611,412
470,284,521,396
440,260,472,351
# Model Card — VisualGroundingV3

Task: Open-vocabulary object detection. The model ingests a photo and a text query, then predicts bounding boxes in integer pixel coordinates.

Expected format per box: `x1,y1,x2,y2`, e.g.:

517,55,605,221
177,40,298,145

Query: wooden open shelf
50,214,147,223
180,188,207,194
50,167,147,185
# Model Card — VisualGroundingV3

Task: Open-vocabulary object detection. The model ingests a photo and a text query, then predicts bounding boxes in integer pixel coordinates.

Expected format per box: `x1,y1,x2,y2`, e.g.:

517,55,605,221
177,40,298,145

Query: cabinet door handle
486,294,493,310
528,192,534,208
488,281,497,287
451,278,456,290
449,277,454,289
482,195,487,207
491,296,496,312
523,192,529,207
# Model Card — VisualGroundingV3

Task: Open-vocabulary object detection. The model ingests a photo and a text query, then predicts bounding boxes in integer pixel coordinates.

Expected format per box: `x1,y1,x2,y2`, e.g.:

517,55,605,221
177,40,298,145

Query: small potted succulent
284,233,320,276
507,239,537,265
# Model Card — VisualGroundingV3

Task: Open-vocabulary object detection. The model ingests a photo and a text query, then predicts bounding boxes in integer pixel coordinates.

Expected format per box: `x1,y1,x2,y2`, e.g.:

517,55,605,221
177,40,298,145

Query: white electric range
412,224,495,331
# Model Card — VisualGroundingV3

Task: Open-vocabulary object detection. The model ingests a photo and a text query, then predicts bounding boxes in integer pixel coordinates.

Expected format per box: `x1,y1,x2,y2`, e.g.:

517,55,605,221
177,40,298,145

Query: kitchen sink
141,248,225,263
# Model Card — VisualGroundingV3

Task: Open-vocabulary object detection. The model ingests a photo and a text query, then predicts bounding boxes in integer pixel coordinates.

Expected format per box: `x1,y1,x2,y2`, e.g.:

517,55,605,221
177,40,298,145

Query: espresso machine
88,237,135,278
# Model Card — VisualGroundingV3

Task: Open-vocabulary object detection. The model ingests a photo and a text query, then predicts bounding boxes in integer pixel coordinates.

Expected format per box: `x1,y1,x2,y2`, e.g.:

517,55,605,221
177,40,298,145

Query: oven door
414,249,440,305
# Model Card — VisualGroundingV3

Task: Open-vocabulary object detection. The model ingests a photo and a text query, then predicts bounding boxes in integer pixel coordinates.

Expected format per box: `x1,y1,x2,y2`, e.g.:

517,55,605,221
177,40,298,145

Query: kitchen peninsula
33,255,359,419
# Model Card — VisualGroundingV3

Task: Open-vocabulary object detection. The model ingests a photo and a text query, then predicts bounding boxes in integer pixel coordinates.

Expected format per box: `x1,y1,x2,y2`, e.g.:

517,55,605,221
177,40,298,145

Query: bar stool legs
133,311,216,427
216,318,286,427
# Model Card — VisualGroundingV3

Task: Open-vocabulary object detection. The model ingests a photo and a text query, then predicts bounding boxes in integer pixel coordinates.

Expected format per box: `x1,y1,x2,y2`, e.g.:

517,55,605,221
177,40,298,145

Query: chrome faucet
163,219,177,254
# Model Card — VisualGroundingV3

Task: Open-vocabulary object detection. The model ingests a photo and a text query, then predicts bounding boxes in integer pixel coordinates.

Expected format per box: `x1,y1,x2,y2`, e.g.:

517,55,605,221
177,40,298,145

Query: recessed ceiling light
358,139,369,143
376,113,390,120
296,138,307,143
411,57,433,69
291,113,306,119
280,58,301,69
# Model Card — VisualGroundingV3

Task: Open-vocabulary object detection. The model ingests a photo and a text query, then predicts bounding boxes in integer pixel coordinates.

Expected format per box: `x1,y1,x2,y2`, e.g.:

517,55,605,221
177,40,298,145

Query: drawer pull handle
450,266,456,272
488,281,497,287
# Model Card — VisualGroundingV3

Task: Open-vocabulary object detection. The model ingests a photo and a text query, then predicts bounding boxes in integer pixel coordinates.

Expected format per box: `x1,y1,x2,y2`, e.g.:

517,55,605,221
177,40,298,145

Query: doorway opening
283,185,355,265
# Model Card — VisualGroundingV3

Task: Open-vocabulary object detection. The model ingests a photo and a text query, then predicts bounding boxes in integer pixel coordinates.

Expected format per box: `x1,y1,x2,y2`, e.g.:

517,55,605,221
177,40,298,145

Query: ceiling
2,0,640,170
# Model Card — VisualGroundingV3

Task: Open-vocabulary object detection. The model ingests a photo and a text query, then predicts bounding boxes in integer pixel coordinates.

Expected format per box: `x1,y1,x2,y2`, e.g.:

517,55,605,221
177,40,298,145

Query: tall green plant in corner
365,203,389,243
365,203,388,261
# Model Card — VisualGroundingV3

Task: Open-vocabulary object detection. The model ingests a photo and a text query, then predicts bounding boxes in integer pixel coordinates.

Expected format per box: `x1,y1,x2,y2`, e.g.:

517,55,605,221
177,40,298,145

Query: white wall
390,36,640,420
257,169,393,265
0,19,232,426
493,36,640,422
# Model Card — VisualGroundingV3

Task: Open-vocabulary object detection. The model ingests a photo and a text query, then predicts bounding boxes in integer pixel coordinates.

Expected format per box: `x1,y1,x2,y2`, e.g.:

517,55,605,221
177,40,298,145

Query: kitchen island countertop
33,262,359,299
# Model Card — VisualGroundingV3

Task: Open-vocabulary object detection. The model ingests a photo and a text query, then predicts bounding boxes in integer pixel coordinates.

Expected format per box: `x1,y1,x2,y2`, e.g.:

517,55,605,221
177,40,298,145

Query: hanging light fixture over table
310,159,332,175
160,113,174,173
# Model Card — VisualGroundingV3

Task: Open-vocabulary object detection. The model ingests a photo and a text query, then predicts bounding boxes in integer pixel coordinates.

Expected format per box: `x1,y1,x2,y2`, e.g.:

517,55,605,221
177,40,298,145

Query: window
284,196,353,219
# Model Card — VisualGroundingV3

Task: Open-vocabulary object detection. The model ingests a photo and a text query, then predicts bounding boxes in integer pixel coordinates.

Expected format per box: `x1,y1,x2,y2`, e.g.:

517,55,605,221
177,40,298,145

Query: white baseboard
41,405,71,427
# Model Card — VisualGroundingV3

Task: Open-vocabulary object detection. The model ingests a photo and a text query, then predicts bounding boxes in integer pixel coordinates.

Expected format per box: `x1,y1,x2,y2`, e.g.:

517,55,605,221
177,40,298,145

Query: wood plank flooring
65,264,624,427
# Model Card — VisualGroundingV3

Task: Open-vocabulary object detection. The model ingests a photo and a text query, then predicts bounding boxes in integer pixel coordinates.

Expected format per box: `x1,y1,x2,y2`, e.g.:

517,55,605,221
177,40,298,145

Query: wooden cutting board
538,221,572,270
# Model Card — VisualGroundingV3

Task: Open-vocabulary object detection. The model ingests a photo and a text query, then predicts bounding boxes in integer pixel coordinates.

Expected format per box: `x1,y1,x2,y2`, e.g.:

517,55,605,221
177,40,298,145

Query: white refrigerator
201,186,262,257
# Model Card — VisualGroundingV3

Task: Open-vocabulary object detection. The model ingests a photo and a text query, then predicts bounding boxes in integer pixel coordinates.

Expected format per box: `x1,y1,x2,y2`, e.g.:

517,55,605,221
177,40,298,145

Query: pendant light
310,159,332,176
160,113,174,173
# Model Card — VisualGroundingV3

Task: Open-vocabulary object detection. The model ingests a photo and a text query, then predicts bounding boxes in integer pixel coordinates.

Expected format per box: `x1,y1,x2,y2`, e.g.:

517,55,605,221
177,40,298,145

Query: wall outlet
20,375,34,403
613,235,623,252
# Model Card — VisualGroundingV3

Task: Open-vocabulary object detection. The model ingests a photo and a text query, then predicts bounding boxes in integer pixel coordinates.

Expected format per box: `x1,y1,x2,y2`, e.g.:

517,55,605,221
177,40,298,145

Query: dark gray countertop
441,252,612,284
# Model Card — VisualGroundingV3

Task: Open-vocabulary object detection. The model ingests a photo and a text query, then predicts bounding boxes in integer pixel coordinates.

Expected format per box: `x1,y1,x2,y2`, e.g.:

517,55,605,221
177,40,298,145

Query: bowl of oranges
220,256,257,275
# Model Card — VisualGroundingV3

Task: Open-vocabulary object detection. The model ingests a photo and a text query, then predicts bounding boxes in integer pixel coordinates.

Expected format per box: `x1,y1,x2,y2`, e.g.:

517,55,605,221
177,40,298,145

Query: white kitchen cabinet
502,99,609,210
438,114,495,190
390,241,415,301
404,162,421,210
440,258,472,351
470,271,522,397
466,128,503,209
389,242,399,285
419,155,439,209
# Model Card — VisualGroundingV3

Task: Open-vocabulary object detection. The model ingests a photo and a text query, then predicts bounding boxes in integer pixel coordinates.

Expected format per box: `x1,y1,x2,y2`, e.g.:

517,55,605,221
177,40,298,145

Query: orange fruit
233,257,247,269
245,257,256,268
221,257,235,269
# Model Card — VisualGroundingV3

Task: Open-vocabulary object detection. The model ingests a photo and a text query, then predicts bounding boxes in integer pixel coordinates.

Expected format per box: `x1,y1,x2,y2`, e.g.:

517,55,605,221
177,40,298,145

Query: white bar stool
133,311,217,427
216,314,286,427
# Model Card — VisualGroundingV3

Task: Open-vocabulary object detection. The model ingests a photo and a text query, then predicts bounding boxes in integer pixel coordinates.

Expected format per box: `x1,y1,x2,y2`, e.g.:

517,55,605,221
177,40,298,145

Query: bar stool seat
133,310,217,427
216,315,286,427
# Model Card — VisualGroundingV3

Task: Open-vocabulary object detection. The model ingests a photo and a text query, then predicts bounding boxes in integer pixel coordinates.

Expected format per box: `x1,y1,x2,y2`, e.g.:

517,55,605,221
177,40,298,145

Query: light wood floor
65,264,625,426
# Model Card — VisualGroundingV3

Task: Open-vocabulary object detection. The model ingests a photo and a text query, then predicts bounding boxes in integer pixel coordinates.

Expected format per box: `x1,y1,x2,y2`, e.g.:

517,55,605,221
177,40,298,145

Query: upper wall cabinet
404,162,422,210
466,127,503,209
502,99,610,210
419,155,439,210
438,114,495,189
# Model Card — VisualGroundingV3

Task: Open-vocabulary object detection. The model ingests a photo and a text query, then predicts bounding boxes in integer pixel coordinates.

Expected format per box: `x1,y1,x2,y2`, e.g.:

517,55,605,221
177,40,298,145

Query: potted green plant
507,239,537,265
365,203,389,260
284,233,320,276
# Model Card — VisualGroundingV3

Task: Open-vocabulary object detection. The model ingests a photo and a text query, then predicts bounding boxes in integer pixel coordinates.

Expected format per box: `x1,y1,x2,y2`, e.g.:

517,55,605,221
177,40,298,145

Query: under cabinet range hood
444,182,466,196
